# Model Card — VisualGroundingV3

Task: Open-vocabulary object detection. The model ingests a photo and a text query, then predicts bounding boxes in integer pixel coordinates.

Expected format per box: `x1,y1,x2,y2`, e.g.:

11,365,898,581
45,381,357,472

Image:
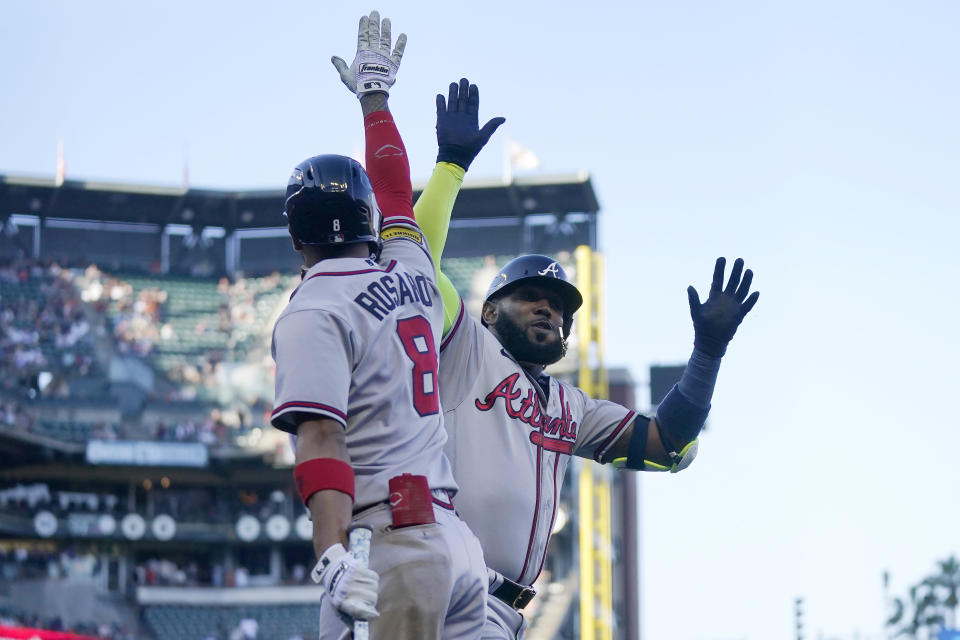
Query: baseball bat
347,524,373,640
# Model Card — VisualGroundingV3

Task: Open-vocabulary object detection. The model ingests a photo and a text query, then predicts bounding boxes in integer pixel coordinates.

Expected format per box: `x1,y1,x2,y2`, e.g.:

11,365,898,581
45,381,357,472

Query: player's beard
493,312,566,366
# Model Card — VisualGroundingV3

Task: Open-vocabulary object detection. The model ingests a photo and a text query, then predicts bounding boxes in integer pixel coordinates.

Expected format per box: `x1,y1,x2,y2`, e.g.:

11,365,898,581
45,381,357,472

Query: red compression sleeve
364,110,414,221
294,458,355,505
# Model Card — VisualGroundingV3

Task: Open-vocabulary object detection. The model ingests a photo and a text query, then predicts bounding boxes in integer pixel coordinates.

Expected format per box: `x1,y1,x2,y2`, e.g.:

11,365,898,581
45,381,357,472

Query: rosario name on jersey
271,218,458,508
437,302,644,587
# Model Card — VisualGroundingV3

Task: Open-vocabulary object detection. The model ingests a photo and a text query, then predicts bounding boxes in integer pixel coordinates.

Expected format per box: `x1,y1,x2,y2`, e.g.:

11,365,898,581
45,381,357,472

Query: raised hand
435,78,506,171
686,257,759,357
331,10,407,98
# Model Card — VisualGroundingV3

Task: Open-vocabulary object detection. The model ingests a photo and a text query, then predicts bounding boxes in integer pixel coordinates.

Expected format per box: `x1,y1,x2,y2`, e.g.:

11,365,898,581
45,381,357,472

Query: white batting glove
331,10,407,98
311,543,379,621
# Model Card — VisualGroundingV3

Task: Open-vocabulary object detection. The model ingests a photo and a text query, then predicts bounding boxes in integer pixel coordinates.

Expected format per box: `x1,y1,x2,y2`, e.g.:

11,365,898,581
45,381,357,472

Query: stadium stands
0,604,134,639
144,604,318,640
101,272,294,403
0,254,570,451
440,255,512,300
33,419,95,443
0,261,99,399
0,169,607,640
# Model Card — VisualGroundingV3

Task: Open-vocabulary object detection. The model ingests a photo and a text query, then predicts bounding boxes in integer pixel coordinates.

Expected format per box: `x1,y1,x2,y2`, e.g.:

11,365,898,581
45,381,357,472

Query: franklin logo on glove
359,63,390,76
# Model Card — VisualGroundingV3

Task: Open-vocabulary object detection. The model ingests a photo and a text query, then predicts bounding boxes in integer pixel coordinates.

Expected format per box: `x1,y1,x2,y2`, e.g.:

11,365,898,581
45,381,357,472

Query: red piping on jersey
535,448,563,582
382,217,422,229
533,384,566,581
517,390,546,583
432,493,456,510
528,431,575,454
593,410,636,463
272,401,347,422
440,299,466,353
304,259,397,280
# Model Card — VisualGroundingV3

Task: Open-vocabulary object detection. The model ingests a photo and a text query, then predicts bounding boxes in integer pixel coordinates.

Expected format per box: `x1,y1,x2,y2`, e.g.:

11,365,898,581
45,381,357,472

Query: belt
352,488,455,517
489,572,536,610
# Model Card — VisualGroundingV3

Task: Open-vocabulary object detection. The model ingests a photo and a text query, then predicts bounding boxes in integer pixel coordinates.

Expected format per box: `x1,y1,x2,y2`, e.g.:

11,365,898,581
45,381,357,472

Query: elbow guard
612,380,709,473
639,438,699,473
611,416,649,471
612,415,700,473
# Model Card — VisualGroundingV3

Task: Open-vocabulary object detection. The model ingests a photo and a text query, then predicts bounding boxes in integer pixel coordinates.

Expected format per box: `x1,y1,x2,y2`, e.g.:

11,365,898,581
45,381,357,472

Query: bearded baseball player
363,75,760,638
271,13,488,639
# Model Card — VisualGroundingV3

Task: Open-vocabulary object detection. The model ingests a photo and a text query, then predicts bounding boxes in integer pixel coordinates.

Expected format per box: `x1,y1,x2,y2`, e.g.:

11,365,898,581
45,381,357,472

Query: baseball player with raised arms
272,12,487,639
366,75,760,638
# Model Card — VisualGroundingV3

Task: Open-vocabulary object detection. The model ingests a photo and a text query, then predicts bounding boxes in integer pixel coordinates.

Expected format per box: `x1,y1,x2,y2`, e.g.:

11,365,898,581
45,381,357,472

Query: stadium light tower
795,596,804,640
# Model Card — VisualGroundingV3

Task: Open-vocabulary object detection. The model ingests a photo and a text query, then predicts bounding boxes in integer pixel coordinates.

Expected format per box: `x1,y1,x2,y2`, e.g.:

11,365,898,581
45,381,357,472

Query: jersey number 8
396,316,439,417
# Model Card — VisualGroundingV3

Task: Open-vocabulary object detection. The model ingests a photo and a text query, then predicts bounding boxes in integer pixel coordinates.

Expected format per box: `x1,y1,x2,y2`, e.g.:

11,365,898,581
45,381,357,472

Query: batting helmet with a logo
484,254,583,338
283,154,382,256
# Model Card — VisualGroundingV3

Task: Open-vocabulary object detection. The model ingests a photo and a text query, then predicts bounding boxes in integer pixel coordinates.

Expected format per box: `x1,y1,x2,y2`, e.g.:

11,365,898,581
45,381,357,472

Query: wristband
436,145,476,171
294,458,355,505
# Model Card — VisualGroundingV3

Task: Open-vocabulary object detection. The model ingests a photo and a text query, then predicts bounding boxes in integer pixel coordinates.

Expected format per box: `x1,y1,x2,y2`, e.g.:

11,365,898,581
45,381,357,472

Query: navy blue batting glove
687,257,759,357
435,78,505,171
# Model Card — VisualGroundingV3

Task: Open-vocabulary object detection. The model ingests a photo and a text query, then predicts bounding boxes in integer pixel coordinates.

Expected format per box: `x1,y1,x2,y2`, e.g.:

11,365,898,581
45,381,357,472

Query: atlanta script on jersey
437,302,646,586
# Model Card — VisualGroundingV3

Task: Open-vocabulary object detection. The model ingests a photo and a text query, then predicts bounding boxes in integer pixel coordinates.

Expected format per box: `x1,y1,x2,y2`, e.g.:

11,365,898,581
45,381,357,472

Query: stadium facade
0,172,643,639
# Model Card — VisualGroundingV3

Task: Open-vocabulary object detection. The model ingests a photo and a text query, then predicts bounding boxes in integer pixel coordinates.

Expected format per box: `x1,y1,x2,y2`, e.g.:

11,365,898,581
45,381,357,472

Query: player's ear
288,225,303,251
481,299,499,326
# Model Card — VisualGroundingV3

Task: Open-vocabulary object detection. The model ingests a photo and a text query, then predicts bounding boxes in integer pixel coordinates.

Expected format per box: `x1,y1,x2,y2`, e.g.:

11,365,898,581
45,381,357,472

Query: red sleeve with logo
364,110,414,222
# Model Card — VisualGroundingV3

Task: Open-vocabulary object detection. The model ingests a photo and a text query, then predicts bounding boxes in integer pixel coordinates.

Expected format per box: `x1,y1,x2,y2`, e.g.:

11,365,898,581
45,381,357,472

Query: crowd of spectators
1,257,292,396
88,421,128,440
0,258,297,455
75,264,171,357
133,559,297,589
146,407,255,448
0,404,248,449
144,486,296,526
2,540,304,589
1,481,297,529
162,354,223,402
133,558,308,589
113,285,169,358
0,399,35,432
151,416,226,446
0,545,104,582
0,483,122,522
0,607,135,640
0,259,98,397
165,272,292,403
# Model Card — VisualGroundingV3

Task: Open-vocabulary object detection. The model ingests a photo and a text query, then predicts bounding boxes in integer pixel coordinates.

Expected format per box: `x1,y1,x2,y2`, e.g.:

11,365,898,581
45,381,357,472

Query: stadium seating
440,255,513,297
143,603,319,640
2,259,512,446
33,420,93,443
108,261,515,389
109,273,293,390
0,271,97,378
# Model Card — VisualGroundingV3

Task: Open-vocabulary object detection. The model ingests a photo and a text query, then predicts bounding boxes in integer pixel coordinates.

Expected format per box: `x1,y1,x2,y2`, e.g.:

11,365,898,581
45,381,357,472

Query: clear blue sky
2,2,959,638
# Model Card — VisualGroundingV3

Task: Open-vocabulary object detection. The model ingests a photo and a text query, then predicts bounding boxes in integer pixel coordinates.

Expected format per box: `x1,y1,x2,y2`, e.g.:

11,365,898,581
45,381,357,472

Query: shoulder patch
381,227,424,244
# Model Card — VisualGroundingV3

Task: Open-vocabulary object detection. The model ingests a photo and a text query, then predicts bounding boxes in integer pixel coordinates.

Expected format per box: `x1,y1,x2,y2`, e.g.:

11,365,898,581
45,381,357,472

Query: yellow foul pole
575,245,613,640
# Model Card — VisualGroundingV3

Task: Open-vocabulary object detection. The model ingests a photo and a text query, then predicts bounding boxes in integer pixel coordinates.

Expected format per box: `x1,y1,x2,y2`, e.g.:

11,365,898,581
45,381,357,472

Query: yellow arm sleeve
414,162,466,335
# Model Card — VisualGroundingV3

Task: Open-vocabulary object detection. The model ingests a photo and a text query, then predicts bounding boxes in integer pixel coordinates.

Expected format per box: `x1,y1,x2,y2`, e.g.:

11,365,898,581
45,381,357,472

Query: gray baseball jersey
271,216,457,507
438,300,642,587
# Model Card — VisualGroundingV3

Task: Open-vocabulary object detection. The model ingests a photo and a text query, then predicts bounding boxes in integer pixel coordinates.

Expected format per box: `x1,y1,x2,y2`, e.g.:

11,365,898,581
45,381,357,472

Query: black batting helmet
484,254,583,338
283,154,382,255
